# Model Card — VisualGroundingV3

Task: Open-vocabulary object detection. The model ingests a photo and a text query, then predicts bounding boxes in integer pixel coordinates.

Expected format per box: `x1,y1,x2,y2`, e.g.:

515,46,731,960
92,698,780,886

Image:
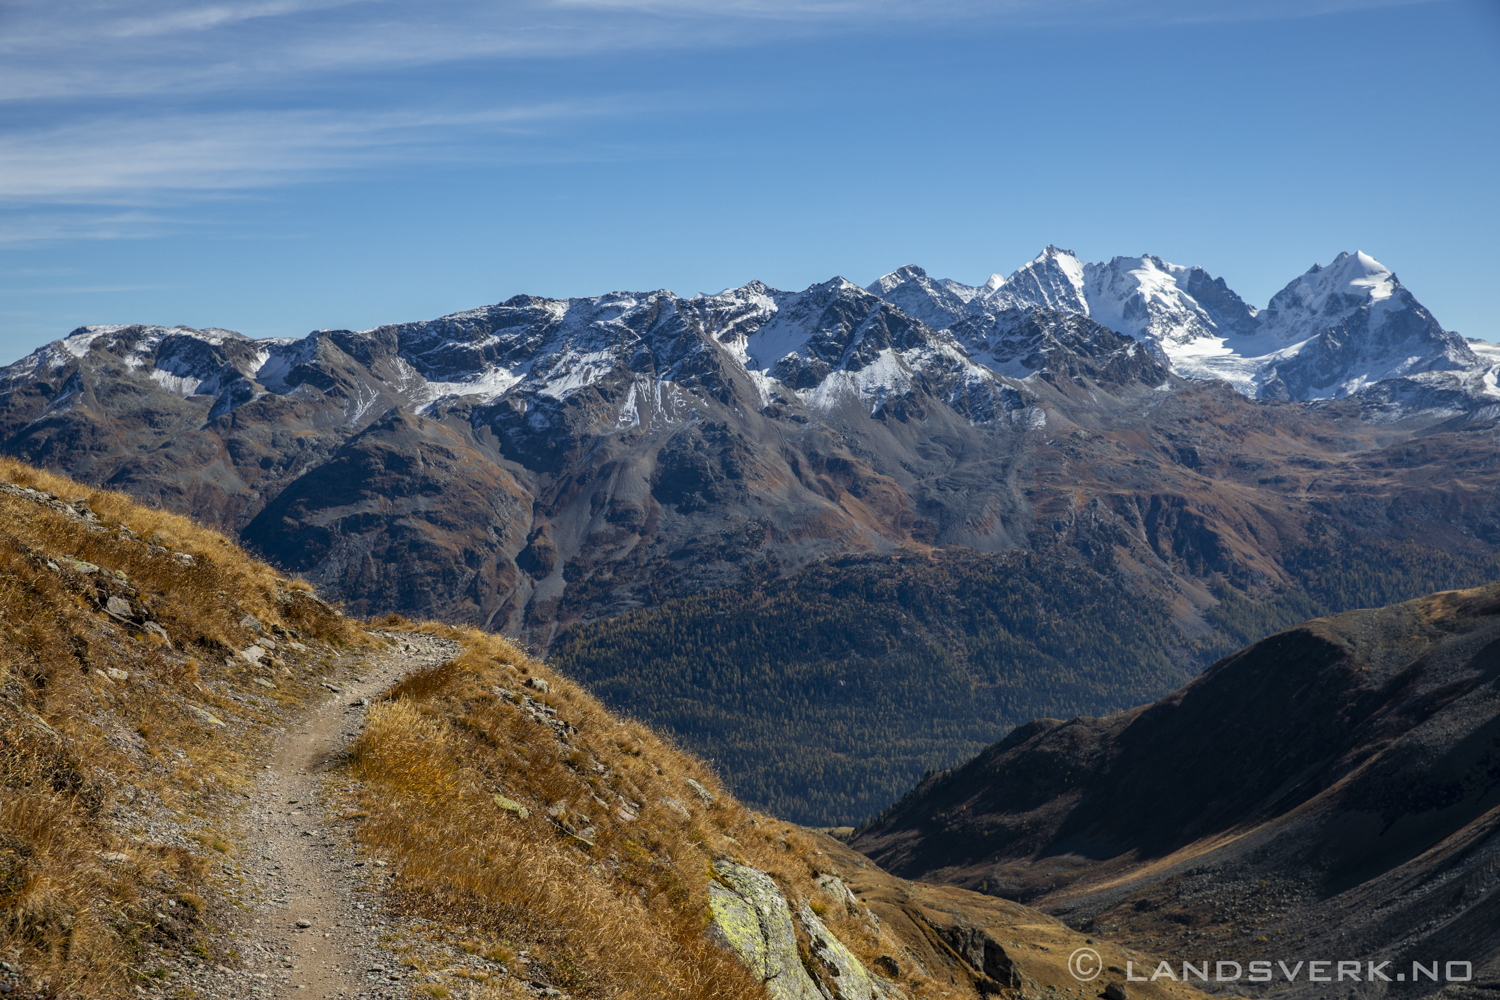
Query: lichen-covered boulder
815,874,860,912
706,862,823,1000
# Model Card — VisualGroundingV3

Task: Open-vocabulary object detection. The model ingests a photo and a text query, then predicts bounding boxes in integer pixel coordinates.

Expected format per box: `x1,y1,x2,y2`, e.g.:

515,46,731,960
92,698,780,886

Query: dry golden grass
345,625,940,1000
0,458,372,998
0,456,930,999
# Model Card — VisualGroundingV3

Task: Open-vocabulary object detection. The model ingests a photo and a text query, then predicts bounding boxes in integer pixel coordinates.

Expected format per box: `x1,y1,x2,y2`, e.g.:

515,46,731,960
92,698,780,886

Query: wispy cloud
0,209,187,245
0,102,609,201
0,284,177,294
0,0,1444,242
0,0,1438,101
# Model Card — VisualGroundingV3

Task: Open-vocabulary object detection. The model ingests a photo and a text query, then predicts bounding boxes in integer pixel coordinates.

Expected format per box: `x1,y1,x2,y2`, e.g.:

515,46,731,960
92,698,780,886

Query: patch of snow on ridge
741,277,863,373
60,328,108,359
253,339,315,392
418,366,522,410
800,348,913,413
148,369,202,396
534,348,617,400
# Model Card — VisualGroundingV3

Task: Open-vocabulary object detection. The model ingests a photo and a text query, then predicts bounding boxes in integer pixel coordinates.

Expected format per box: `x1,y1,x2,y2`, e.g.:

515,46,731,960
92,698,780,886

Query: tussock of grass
346,626,935,999
0,458,371,997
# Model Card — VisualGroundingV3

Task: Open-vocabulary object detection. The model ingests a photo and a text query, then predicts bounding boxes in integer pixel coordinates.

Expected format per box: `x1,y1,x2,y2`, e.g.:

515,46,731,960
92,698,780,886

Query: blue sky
1,0,1497,363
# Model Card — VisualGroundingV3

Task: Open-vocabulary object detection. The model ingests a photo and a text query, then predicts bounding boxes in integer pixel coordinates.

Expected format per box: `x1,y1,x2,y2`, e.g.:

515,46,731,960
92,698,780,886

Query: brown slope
851,583,1500,994
240,407,534,627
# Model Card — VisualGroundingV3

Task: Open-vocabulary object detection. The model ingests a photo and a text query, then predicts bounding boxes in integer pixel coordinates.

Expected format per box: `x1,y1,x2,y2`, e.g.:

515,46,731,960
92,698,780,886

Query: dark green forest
550,533,1500,827
1200,535,1500,656
549,550,1192,826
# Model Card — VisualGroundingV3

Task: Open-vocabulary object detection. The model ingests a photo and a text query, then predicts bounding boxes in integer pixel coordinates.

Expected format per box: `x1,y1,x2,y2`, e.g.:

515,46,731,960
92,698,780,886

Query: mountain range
5,247,1500,821
4,247,1496,629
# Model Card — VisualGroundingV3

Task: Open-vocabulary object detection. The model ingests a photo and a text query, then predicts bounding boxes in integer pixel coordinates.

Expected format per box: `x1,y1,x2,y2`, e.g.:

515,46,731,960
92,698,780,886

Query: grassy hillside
549,550,1193,826
342,625,945,999
0,457,367,997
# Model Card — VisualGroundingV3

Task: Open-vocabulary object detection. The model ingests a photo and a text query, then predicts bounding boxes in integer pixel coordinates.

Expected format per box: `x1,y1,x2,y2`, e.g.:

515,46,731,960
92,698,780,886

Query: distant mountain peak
855,248,1492,414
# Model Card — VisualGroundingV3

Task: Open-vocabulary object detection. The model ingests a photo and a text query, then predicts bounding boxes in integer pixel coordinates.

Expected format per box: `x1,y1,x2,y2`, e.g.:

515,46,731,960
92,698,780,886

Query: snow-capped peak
868,264,930,295
858,248,1490,411
866,265,980,329
1258,250,1400,343
984,245,1090,315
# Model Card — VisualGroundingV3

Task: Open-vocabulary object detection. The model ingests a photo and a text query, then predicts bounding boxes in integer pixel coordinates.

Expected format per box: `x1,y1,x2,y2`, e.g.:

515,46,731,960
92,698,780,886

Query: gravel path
212,631,460,1000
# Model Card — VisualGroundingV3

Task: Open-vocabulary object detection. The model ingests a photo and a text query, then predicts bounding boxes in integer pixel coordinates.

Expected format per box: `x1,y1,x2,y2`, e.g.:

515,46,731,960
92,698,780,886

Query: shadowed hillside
852,582,1500,996
550,549,1192,825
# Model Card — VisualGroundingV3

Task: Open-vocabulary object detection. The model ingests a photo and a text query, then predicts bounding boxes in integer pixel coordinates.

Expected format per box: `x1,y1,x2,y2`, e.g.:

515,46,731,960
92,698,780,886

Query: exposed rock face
706,862,823,1000
923,921,1023,993
706,860,910,1000
852,582,1500,996
797,900,881,1000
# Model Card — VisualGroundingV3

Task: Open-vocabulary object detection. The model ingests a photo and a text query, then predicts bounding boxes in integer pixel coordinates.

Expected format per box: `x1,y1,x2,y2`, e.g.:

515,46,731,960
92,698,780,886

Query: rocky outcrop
919,918,1023,995
706,862,823,1000
797,900,903,1000
706,861,908,1000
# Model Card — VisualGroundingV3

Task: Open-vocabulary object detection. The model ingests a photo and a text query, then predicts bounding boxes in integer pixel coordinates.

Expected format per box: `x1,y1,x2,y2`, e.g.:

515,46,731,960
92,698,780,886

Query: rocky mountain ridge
873,248,1496,413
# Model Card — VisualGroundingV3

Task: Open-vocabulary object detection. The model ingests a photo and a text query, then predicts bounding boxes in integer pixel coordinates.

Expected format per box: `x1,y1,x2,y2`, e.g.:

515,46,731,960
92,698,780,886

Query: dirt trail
218,631,460,1000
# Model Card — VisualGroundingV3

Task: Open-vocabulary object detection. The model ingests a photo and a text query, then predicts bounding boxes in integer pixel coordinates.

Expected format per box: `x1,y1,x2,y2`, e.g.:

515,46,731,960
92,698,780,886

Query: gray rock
142,621,172,647
191,706,226,727
925,920,1021,990
525,677,550,694
799,900,882,1000
240,613,263,632
815,874,860,913
705,862,822,1000
105,595,133,619
684,777,715,805
1104,983,1127,1000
